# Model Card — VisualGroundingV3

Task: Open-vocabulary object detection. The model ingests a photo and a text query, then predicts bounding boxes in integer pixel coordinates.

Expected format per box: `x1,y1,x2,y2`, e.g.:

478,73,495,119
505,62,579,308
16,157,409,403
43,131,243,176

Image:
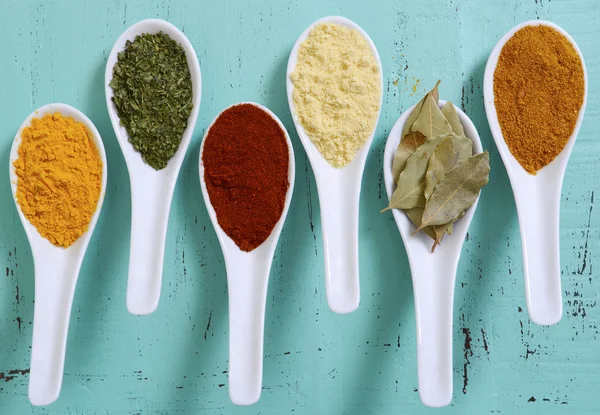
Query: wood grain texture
0,0,598,413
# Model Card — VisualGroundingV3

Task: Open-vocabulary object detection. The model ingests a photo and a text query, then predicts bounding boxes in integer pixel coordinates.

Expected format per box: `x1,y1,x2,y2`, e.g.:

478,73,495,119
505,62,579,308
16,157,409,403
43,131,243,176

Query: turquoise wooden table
1,0,598,413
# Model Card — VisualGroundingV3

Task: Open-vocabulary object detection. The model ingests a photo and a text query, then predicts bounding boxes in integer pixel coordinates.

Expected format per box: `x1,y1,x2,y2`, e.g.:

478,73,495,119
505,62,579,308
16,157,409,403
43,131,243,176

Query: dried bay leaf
441,102,465,136
445,210,467,236
401,99,425,138
451,134,473,162
383,135,446,211
406,209,446,253
424,136,459,200
411,94,452,139
405,207,437,241
392,131,427,183
383,80,490,254
430,80,440,104
425,208,469,252
433,209,467,245
385,179,426,211
401,80,441,137
416,151,490,231
432,225,446,251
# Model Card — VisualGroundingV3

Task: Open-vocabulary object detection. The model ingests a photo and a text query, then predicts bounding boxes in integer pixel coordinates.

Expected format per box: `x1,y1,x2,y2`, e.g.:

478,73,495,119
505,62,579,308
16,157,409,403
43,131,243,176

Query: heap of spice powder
494,25,585,174
13,113,103,248
290,23,381,168
110,31,193,170
202,104,290,252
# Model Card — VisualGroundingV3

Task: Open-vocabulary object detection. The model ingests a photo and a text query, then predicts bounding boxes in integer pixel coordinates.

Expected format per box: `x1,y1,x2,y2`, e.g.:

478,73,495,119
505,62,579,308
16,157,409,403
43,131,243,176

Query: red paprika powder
202,103,290,252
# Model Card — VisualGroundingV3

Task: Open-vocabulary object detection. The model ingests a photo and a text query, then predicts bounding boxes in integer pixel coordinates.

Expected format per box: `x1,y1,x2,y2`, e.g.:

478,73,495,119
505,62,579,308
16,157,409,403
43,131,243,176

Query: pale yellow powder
291,23,381,168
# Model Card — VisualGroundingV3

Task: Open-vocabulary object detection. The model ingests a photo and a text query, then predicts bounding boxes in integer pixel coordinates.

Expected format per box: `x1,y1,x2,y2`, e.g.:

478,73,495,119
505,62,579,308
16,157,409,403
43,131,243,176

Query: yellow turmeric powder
494,25,584,174
14,113,103,248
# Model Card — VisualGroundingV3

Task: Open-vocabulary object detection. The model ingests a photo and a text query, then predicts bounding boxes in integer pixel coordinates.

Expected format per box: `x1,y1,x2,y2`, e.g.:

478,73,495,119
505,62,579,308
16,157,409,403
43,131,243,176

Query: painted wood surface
0,0,598,413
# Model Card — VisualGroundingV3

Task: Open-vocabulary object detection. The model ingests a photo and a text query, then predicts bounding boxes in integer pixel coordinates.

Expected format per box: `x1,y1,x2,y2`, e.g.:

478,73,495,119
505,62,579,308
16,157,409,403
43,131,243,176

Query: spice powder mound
290,23,381,169
493,25,584,174
202,104,290,252
13,113,103,248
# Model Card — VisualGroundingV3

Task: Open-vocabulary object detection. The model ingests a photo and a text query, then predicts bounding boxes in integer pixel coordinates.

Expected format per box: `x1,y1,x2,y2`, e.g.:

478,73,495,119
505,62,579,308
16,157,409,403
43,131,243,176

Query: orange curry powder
494,25,584,174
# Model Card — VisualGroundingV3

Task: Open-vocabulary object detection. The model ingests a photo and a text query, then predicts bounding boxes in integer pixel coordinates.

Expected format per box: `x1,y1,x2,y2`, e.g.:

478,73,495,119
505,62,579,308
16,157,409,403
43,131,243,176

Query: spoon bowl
383,100,483,407
105,19,202,315
286,16,383,314
483,20,588,326
199,102,296,405
9,103,108,406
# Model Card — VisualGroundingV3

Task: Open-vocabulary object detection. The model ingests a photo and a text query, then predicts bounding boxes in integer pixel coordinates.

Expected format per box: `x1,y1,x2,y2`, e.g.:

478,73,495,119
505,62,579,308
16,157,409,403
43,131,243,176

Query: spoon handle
29,260,79,406
126,179,172,315
226,254,271,405
514,184,563,325
315,173,361,314
411,256,457,408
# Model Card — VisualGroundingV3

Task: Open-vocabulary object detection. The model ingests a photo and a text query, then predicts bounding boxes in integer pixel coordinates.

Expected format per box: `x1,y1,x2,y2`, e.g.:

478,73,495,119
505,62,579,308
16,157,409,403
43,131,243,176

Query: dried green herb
384,81,490,252
424,136,458,200
392,131,427,183
405,207,437,240
415,152,490,231
445,210,466,236
401,80,440,137
410,94,452,139
452,133,473,163
441,102,465,136
423,136,460,244
440,101,472,164
109,31,193,170
384,135,445,210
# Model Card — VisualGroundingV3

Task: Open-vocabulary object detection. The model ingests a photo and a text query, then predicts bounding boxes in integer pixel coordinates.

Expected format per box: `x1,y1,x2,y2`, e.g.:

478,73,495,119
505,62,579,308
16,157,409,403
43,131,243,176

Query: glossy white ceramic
483,20,588,326
286,16,383,314
9,103,108,406
105,19,202,315
383,100,483,408
199,102,296,406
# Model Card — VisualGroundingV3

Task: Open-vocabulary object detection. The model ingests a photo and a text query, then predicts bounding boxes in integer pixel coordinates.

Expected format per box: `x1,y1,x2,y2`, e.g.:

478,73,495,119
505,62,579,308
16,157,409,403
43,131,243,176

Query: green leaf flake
415,151,490,231
109,32,193,170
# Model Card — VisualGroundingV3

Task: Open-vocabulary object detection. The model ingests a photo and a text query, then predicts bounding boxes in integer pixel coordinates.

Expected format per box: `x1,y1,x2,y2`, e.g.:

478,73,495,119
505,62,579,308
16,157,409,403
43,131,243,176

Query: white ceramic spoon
9,103,108,406
105,19,202,315
483,21,588,326
286,16,383,314
383,100,483,408
199,102,296,405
